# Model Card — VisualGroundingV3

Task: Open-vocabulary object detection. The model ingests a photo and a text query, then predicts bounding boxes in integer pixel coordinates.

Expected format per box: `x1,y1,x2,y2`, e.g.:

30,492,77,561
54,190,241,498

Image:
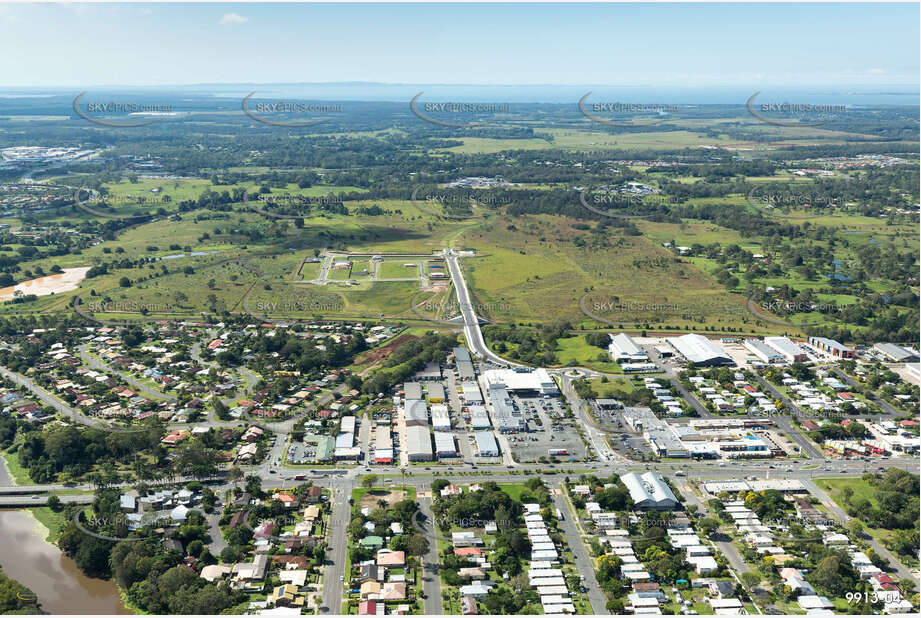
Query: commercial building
299,434,334,462
469,405,491,429
455,348,477,380
489,388,523,433
454,347,471,363
336,415,356,454
666,334,732,366
403,382,423,400
808,336,855,359
434,431,457,458
427,383,446,403
403,399,429,427
461,381,483,404
431,405,451,431
457,360,476,381
481,368,559,396
744,339,783,364
623,407,689,458
764,336,808,363
418,362,442,380
620,472,679,510
874,343,919,363
475,431,500,457
406,425,433,461
374,428,393,464
608,333,648,363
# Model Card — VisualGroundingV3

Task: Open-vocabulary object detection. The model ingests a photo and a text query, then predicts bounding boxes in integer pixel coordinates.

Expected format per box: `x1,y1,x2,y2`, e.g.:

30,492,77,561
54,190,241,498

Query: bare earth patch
359,490,406,510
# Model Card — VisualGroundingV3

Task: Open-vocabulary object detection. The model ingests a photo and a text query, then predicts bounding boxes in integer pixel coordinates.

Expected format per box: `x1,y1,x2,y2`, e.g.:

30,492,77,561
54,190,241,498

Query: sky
0,3,918,89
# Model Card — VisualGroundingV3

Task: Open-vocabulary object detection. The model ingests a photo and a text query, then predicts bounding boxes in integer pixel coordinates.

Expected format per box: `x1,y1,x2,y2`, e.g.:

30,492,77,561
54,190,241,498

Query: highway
444,250,525,368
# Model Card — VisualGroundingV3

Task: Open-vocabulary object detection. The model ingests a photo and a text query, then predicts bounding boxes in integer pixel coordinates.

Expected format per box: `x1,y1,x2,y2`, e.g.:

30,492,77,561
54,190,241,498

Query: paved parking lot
505,396,589,462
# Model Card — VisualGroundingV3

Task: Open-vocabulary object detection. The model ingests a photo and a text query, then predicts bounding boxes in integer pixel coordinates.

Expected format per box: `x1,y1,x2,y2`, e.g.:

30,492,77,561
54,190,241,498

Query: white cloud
219,13,248,25
0,5,23,25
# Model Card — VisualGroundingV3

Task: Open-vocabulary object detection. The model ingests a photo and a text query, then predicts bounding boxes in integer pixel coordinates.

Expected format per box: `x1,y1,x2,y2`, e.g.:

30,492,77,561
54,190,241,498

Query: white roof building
666,334,732,366
621,472,679,510
608,333,648,362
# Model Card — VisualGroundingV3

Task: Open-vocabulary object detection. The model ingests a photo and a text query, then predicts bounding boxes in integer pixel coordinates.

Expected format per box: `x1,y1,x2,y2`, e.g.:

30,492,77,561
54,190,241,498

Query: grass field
456,213,776,334
379,260,422,279
554,336,624,372
813,476,917,566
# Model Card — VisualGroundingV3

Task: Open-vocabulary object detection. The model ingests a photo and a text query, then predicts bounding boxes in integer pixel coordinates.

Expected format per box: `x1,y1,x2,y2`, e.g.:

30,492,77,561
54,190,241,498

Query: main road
443,249,524,368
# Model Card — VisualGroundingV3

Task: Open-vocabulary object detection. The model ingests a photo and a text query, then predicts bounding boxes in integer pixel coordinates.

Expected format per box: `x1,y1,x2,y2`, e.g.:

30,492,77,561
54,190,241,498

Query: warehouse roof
406,425,433,458
403,382,423,400
621,472,678,509
666,334,732,365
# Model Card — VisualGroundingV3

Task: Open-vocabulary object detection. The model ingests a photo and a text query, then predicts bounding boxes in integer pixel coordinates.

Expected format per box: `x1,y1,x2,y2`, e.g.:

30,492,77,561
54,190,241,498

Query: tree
698,517,720,538
228,466,244,488
361,474,378,489
46,494,63,512
406,533,429,556
845,518,863,536
741,571,761,590
212,398,231,421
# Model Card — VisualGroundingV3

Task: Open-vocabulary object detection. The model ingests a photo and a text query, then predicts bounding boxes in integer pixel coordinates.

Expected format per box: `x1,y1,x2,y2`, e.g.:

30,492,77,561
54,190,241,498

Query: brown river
0,509,130,614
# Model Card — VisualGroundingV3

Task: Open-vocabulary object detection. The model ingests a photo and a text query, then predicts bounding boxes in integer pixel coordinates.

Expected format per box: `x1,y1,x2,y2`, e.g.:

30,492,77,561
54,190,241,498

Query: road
803,477,917,582
553,487,608,614
831,367,902,416
321,482,352,614
0,365,109,431
77,344,176,401
753,375,824,459
444,250,524,367
558,372,620,463
0,494,93,506
416,495,444,614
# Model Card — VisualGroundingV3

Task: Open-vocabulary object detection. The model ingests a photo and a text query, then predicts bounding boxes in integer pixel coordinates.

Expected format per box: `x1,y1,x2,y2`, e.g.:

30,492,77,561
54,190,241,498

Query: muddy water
0,510,131,614
0,267,91,301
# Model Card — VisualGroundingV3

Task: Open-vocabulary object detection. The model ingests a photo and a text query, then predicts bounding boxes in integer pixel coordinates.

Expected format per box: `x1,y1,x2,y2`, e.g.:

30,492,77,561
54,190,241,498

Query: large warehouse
431,405,451,431
461,381,484,405
406,425,433,461
666,334,733,366
620,472,679,510
475,431,500,457
374,428,393,464
808,336,855,359
481,368,559,395
427,383,446,402
403,382,423,400
469,405,491,429
764,336,808,363
608,333,648,363
403,399,429,427
874,343,919,363
490,388,523,433
434,431,457,458
744,338,783,364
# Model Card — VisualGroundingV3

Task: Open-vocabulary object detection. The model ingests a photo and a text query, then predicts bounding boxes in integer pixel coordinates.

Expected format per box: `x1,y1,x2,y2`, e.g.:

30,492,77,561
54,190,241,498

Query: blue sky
0,3,917,88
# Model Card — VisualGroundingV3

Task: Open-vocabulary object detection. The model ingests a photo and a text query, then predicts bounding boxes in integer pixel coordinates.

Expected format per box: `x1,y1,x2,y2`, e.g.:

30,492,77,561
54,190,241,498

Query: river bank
0,509,131,614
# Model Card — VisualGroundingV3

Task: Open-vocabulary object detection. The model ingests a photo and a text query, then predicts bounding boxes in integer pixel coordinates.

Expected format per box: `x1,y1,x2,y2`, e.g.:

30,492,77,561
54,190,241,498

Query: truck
548,448,568,456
